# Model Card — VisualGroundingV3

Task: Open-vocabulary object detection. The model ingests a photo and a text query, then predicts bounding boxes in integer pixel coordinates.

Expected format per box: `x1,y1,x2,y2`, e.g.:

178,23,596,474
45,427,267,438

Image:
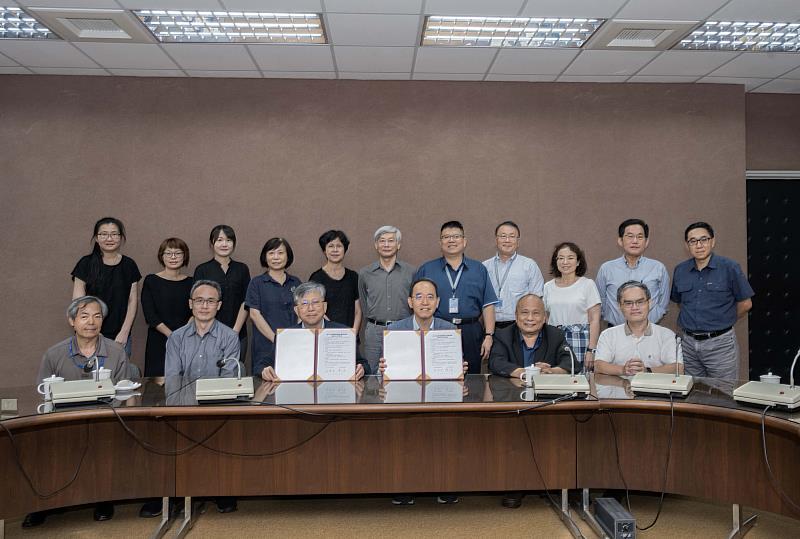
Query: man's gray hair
616,280,651,303
191,279,222,299
293,281,326,304
373,225,402,243
67,296,108,320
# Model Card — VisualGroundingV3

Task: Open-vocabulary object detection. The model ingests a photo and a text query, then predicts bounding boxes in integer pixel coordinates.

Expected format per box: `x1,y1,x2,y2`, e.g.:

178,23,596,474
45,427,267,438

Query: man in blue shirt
415,221,498,374
596,218,670,327
670,222,754,381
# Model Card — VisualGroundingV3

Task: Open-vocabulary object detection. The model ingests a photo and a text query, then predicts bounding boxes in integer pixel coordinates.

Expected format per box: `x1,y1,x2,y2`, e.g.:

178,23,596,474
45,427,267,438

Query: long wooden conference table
1,374,799,537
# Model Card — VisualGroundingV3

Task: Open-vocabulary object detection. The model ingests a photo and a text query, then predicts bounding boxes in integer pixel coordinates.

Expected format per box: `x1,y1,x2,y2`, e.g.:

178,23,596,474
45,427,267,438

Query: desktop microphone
789,347,800,388
83,355,97,374
564,345,576,377
675,336,682,379
216,357,242,379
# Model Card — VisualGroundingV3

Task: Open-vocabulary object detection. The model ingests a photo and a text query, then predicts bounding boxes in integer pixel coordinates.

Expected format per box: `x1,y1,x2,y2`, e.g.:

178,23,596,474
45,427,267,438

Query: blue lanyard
445,264,464,298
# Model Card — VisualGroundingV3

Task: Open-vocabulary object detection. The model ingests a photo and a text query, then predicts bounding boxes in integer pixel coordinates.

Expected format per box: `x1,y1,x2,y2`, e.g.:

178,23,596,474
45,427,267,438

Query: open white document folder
275,328,316,381
383,329,463,380
275,327,357,381
316,328,357,381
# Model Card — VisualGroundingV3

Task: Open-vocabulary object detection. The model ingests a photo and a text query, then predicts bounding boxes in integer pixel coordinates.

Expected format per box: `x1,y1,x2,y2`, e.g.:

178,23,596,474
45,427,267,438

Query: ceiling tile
414,47,496,73
426,0,524,17
339,72,411,79
248,44,333,71
0,52,19,67
326,14,420,46
0,41,98,68
563,50,659,76
520,0,626,18
711,0,800,23
118,0,224,9
262,71,335,78
616,0,728,21
412,73,484,80
16,0,119,7
334,45,413,72
490,48,579,75
558,75,629,82
30,67,108,75
628,75,699,83
697,76,770,91
109,68,186,77
637,51,740,77
709,52,800,78
325,0,422,14
485,73,557,81
75,43,179,70
0,67,32,74
782,65,800,79
186,70,261,77
750,78,800,93
221,1,322,11
163,44,257,70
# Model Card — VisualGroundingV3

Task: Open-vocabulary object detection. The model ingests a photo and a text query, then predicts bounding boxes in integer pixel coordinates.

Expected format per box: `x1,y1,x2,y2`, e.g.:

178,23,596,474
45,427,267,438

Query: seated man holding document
594,280,682,377
261,281,369,381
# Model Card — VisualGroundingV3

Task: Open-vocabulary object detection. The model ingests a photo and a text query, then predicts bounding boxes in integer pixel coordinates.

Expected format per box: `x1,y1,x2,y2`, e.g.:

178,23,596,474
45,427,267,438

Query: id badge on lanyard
446,265,463,314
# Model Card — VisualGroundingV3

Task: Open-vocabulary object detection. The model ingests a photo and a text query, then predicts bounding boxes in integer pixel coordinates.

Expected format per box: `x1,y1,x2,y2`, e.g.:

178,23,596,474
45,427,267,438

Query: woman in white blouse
542,242,601,372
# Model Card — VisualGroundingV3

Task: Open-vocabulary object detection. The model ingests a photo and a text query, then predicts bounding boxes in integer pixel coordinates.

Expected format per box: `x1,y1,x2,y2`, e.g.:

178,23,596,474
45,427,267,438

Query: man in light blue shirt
483,221,544,329
595,219,670,327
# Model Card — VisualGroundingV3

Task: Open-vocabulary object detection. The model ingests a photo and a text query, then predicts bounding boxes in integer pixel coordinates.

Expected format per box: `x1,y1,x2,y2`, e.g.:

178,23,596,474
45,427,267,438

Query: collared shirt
595,322,679,369
670,254,754,332
386,316,456,331
595,255,670,326
194,258,251,335
520,331,543,368
165,319,240,379
358,259,415,323
38,335,129,384
415,256,499,321
483,252,545,322
246,272,302,374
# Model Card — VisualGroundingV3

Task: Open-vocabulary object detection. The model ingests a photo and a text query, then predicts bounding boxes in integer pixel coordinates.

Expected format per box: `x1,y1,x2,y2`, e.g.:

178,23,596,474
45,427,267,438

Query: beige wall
0,76,748,387
746,93,800,170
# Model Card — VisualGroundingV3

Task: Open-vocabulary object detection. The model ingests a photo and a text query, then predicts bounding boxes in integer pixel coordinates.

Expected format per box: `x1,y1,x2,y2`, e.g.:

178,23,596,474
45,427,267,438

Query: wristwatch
484,332,494,337
586,348,597,354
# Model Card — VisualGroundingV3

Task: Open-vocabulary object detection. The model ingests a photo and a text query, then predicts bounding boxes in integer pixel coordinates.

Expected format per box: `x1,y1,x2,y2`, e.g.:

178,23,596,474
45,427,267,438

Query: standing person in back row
671,222,754,381
415,221,498,374
358,225,415,374
595,218,670,328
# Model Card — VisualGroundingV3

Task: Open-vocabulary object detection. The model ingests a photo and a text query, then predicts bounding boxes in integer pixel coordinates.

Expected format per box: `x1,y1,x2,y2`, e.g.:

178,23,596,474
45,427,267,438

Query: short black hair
440,221,464,234
209,224,236,247
616,280,651,303
318,230,350,252
549,242,588,277
685,221,714,241
409,277,439,298
260,237,294,269
495,220,520,236
618,219,649,238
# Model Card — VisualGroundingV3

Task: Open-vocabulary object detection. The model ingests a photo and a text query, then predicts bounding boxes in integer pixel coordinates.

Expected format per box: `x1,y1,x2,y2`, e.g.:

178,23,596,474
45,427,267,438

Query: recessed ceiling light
422,16,604,48
134,10,327,44
0,7,58,40
676,21,800,52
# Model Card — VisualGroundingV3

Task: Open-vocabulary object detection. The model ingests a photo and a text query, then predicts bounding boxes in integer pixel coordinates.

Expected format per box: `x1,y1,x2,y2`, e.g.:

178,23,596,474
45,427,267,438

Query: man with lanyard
358,225,415,374
415,221,498,374
671,222,753,381
483,220,544,330
595,218,670,328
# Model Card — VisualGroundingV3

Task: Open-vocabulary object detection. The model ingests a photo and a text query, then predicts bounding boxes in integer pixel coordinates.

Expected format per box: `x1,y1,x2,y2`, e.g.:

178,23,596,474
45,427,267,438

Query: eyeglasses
377,238,397,245
621,299,648,308
298,299,324,309
96,232,121,239
191,298,219,306
623,233,645,241
412,293,436,302
441,234,464,241
687,236,711,247
496,234,518,240
164,251,184,258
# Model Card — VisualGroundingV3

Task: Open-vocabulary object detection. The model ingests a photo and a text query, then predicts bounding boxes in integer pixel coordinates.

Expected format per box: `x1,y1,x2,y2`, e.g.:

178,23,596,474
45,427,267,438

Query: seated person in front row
261,281,369,381
594,280,682,376
28,295,130,527
488,294,573,379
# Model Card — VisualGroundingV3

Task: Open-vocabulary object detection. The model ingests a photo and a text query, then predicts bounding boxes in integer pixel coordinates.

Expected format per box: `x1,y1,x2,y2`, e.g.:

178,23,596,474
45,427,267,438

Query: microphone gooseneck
564,345,576,377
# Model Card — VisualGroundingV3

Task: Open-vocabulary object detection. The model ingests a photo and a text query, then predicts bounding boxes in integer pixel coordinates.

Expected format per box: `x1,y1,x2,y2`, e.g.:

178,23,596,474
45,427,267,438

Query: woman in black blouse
140,238,193,377
71,217,141,355
309,230,361,331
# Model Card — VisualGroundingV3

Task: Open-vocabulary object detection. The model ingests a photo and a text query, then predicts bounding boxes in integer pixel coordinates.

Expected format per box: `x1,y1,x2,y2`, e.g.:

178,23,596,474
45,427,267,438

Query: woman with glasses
542,242,601,372
140,238,193,377
246,238,302,380
71,217,141,356
309,230,361,331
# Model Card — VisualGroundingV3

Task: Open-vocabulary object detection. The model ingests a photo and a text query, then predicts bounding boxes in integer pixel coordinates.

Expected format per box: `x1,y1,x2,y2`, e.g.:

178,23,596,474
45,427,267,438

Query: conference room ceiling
2,0,800,93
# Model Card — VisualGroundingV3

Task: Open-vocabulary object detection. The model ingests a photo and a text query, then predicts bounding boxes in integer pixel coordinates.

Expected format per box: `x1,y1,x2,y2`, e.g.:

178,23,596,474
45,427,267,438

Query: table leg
149,498,174,539
546,489,584,539
727,504,757,539
573,488,608,539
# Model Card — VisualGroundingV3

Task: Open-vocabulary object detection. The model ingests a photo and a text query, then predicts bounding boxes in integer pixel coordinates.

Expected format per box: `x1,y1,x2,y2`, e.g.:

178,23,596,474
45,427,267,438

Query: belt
449,317,480,326
367,318,395,326
495,320,515,329
683,327,732,341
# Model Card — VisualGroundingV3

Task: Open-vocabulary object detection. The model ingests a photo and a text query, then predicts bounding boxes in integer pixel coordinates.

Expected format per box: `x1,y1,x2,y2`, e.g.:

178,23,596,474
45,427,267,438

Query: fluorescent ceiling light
134,10,326,43
676,21,800,52
0,7,58,40
422,16,604,48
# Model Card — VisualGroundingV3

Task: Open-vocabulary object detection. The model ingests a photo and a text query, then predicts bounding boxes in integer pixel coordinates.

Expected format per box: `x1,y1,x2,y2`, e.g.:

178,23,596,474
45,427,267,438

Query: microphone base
631,373,694,397
733,381,800,410
50,379,116,405
195,377,254,402
528,374,590,396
